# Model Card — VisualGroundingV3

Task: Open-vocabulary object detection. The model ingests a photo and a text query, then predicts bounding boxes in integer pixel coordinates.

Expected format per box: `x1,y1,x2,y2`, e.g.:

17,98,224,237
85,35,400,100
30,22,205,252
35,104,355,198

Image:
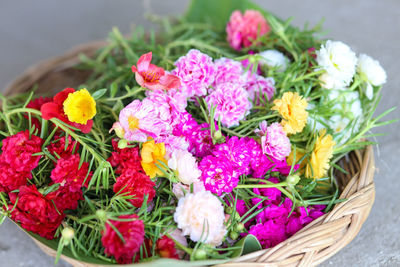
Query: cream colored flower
357,53,387,99
174,191,226,246
168,149,201,185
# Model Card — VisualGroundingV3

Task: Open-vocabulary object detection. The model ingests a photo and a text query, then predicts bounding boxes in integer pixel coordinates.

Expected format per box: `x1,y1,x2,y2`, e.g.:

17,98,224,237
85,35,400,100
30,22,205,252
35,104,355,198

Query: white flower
174,191,227,246
168,149,201,184
357,54,387,99
316,40,358,89
259,50,289,72
318,73,336,90
172,182,205,199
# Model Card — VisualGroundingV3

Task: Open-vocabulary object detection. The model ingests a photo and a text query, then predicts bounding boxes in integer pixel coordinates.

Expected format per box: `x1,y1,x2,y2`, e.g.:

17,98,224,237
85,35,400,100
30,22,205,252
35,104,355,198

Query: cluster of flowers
0,7,388,266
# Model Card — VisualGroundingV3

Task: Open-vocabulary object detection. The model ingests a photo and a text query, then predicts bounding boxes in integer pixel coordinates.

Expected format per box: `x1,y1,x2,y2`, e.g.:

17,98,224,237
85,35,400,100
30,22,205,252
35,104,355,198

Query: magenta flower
213,58,244,86
244,73,275,104
172,49,216,97
213,136,251,176
199,155,239,196
226,10,270,51
205,82,252,128
248,221,286,249
131,52,181,91
260,122,291,160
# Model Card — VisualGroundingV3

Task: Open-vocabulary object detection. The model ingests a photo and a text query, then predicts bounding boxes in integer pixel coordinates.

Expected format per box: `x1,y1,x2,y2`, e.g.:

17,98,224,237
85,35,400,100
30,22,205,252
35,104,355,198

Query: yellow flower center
63,89,96,125
128,116,139,130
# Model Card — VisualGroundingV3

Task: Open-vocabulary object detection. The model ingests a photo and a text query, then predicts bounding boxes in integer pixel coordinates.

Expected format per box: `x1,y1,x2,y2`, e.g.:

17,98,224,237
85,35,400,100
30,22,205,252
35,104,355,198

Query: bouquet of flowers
0,0,394,265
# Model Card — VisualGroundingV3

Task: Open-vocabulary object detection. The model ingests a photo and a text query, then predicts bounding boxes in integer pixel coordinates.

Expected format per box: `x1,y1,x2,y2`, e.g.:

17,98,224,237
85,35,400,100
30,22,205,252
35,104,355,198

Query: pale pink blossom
260,122,291,160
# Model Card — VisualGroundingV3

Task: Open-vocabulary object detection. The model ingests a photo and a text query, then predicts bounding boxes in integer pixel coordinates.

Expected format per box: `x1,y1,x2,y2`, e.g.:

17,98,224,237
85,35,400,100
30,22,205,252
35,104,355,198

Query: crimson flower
40,88,93,133
101,214,145,264
131,52,180,91
156,235,179,259
7,185,64,239
50,154,92,188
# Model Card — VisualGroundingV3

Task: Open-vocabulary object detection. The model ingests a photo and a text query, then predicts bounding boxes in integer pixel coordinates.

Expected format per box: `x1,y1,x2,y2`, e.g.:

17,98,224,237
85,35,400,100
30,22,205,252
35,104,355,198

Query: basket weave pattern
4,42,376,267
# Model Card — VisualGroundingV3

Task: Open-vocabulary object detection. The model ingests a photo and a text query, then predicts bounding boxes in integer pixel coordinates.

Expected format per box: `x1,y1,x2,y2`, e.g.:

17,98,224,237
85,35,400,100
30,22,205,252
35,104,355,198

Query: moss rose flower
101,214,145,264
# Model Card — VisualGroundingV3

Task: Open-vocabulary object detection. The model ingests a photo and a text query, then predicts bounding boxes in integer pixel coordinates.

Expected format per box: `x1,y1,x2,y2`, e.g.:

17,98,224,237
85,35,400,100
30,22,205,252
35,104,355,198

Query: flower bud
96,210,107,221
230,231,239,240
62,227,74,245
110,122,125,139
117,139,128,149
235,223,245,233
286,174,300,186
234,212,241,221
213,130,222,140
194,249,207,260
225,207,233,214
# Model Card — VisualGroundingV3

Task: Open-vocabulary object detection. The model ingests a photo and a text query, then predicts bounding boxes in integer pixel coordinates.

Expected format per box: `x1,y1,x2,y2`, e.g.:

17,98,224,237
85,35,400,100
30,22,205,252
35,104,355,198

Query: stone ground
0,0,399,266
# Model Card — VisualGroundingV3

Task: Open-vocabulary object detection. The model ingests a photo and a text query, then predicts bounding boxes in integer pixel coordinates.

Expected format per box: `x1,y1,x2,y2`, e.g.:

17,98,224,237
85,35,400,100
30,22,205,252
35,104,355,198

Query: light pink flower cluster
226,10,270,50
205,82,252,128
258,121,291,160
244,73,276,104
213,58,244,86
172,49,216,97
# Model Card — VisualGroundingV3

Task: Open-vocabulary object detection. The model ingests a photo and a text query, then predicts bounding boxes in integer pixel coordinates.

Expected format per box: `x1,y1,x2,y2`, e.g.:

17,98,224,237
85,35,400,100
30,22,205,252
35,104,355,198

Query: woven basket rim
3,42,376,267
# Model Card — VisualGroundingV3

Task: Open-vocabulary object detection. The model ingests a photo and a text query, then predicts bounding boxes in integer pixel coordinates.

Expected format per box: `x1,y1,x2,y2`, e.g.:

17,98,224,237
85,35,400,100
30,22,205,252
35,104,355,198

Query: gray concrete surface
0,0,399,266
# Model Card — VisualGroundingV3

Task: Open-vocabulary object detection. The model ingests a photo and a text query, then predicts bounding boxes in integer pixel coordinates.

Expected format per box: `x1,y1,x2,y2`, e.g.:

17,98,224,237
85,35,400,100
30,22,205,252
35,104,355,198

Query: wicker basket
4,42,376,267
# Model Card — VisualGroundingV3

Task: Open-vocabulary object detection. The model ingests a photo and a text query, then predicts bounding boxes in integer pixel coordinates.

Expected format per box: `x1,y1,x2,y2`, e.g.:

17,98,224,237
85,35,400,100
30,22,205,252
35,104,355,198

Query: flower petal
137,52,152,72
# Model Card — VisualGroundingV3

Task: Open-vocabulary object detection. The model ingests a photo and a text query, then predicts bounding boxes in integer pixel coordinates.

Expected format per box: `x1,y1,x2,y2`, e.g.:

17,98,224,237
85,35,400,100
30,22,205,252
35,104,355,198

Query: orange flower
140,140,167,179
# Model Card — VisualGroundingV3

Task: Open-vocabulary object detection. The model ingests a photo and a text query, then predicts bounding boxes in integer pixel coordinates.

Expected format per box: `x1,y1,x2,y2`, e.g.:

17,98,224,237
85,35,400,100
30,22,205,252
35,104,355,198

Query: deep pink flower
0,159,31,193
172,49,216,97
131,52,180,91
244,73,275,104
254,198,292,225
48,135,79,159
205,82,252,128
46,184,83,211
199,155,239,195
213,136,251,176
226,10,270,50
1,130,42,172
51,154,92,188
248,220,286,249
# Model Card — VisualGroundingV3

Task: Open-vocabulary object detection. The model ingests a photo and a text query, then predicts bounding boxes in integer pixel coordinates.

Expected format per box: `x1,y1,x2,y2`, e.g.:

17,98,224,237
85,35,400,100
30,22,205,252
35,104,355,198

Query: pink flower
248,221,286,249
131,52,180,91
199,155,239,196
205,82,252,128
255,198,292,225
172,49,216,97
244,73,275,104
118,99,170,142
213,58,244,86
226,10,270,50
260,122,291,160
213,136,251,176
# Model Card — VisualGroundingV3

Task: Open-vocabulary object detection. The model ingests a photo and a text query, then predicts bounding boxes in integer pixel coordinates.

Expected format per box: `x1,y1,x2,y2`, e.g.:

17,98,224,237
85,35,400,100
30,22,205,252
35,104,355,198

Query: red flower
131,52,181,91
108,139,143,174
1,130,43,172
101,214,145,264
40,88,93,133
48,135,79,159
156,235,179,259
113,169,155,208
7,185,64,239
25,96,52,131
51,154,92,188
0,158,32,193
46,184,83,211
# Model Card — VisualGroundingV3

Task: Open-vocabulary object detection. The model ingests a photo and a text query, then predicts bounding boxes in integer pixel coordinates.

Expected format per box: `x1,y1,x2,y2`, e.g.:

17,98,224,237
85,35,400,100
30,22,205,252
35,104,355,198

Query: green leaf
92,89,107,100
185,0,264,32
231,234,262,257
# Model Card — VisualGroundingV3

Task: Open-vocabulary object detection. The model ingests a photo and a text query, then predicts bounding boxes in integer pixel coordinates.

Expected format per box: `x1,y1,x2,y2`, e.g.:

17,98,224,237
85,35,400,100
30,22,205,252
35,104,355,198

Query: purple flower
255,198,292,225
213,58,244,86
205,82,252,128
199,155,239,195
244,72,275,104
172,49,216,97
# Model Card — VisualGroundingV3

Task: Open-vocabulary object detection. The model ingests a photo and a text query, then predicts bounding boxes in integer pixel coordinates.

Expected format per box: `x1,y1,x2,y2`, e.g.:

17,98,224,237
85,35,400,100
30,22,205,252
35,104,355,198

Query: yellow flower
287,149,306,174
63,89,96,125
141,140,167,179
305,129,335,179
272,92,308,134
